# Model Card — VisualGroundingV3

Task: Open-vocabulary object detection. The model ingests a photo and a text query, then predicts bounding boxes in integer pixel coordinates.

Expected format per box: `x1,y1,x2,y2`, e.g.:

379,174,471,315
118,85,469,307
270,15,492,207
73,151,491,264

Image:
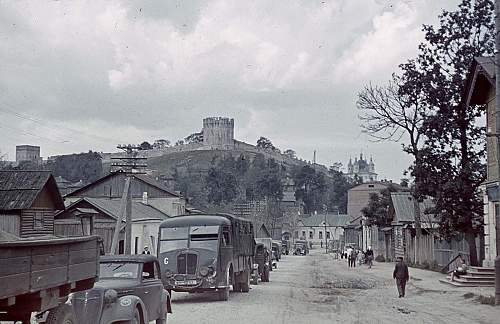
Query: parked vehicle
158,213,255,301
281,240,290,255
272,240,282,261
0,236,100,323
69,254,171,324
255,237,273,271
251,243,271,284
293,240,309,255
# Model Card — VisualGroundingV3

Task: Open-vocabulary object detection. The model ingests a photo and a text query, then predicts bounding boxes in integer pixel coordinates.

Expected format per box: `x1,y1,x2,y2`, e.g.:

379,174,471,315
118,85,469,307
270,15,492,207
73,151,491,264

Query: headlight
104,289,118,304
199,267,209,277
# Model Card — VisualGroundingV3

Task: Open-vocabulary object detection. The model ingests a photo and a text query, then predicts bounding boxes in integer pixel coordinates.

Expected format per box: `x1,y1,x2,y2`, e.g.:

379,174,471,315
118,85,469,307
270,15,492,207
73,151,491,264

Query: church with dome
346,153,377,183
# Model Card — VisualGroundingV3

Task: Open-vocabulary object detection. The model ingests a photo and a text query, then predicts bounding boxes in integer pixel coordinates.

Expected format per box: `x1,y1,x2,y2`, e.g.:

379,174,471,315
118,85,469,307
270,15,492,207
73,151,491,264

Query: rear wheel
45,304,76,324
156,312,167,324
241,270,250,293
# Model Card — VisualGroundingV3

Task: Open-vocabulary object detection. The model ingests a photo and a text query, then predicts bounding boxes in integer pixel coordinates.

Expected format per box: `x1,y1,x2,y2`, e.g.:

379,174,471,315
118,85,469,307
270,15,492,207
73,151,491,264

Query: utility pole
109,144,147,255
495,0,500,306
323,204,328,254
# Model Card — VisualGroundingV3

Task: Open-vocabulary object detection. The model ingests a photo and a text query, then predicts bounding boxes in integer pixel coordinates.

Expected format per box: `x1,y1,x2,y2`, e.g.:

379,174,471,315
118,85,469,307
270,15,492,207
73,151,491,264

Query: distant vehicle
272,240,282,261
157,214,255,301
0,236,100,323
69,255,171,324
293,240,309,255
281,240,290,255
255,237,274,271
251,243,271,284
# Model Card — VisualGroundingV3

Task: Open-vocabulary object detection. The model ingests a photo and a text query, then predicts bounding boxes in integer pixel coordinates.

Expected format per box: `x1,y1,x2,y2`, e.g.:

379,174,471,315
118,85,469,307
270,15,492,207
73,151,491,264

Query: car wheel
131,307,141,324
156,312,167,324
45,304,76,324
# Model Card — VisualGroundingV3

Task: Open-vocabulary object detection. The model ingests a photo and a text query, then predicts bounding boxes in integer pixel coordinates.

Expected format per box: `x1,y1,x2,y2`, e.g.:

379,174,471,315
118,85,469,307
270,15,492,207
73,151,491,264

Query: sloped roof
391,192,435,224
463,56,495,107
65,171,180,198
299,213,350,227
0,170,64,210
61,197,170,222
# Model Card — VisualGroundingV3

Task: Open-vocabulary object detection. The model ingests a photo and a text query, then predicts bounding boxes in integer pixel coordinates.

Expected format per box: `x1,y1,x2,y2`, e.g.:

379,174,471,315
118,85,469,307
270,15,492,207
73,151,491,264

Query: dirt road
167,250,497,324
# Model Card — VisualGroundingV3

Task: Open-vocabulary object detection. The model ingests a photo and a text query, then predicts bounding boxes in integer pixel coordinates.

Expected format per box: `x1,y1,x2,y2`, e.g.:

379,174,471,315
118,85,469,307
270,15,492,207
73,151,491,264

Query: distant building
202,117,235,149
16,145,41,164
294,213,350,248
346,153,377,182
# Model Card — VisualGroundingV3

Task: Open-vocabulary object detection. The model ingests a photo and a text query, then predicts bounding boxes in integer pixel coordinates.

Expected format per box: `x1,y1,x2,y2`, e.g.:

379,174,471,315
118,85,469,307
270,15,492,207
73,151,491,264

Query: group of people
341,246,374,268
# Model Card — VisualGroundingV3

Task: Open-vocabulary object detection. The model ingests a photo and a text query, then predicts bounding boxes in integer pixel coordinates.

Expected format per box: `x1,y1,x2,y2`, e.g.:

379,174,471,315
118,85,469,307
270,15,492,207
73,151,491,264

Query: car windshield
99,262,140,279
189,238,218,251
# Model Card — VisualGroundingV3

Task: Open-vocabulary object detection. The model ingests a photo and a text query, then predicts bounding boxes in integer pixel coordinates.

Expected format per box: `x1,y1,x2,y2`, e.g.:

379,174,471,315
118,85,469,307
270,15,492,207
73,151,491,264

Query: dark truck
157,213,255,301
0,236,100,323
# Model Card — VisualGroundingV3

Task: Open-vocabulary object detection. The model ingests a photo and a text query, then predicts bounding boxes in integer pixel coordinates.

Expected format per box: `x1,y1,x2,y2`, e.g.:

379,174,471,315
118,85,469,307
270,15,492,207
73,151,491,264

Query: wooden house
55,197,170,255
64,171,186,216
0,170,64,238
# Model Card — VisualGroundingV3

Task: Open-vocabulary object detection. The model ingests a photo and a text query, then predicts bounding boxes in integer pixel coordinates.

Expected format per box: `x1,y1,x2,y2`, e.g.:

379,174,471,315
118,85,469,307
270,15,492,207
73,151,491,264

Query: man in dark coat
393,257,409,297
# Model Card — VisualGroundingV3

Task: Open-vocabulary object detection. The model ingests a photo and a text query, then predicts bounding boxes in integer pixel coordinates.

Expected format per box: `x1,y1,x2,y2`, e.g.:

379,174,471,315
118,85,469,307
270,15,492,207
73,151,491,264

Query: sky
0,0,459,181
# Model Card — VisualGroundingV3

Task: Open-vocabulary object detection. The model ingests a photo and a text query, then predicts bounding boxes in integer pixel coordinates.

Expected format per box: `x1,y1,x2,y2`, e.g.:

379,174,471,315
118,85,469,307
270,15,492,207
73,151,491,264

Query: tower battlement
202,117,235,148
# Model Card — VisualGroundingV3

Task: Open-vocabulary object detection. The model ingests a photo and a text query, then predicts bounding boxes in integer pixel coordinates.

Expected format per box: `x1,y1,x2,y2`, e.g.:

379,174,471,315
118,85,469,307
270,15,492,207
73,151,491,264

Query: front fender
100,295,148,324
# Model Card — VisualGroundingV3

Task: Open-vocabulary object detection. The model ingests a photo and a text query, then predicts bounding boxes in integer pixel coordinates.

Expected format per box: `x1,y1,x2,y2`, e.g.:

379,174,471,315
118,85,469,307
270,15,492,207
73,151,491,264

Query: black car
68,255,171,324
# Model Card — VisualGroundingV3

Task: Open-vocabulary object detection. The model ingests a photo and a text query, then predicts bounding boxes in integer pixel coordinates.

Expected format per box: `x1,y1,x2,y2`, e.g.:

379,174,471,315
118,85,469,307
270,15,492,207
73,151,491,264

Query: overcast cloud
0,0,459,180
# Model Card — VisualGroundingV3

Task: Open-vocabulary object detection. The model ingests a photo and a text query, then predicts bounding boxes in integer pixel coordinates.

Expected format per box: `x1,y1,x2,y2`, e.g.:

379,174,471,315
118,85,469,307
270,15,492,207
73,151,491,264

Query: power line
0,120,70,144
0,101,124,144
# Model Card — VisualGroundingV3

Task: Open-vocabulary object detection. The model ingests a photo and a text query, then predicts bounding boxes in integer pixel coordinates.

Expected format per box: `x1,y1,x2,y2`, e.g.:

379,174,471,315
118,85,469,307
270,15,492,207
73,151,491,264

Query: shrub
375,255,385,262
477,295,495,306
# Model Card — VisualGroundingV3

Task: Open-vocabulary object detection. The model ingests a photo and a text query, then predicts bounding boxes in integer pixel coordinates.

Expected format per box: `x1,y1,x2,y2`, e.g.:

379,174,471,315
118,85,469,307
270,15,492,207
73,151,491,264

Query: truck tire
241,270,250,293
217,287,229,301
156,312,167,324
261,268,270,282
233,272,241,292
45,304,76,324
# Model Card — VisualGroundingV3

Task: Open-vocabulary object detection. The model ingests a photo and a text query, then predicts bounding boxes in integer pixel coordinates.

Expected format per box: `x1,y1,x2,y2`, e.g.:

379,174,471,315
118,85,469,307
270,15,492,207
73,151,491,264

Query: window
142,262,155,280
301,231,306,238
319,231,323,239
34,212,43,229
222,227,231,246
327,232,331,239
309,231,313,239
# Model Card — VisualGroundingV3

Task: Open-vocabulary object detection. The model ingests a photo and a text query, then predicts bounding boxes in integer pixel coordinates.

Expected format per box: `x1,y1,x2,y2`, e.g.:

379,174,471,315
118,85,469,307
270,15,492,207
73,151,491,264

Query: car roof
159,215,231,227
100,254,158,263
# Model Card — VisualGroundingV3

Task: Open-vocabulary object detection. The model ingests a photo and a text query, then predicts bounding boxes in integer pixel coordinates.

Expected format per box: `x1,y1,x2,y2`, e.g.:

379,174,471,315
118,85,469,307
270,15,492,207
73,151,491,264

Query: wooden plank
31,244,67,256
69,248,97,265
0,256,30,276
32,252,69,271
68,261,98,282
0,246,31,259
30,266,68,291
0,273,30,299
68,239,97,251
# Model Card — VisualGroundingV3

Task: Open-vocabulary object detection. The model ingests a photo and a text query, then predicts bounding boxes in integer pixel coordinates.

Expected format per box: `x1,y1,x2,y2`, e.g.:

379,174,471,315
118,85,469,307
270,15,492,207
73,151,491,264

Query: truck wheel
241,270,250,293
130,307,141,324
45,304,76,324
233,272,241,292
217,287,229,301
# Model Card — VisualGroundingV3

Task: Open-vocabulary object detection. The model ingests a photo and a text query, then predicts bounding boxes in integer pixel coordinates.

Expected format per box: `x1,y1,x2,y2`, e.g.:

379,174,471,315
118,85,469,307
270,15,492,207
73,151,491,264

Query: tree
292,165,327,214
256,137,275,151
175,140,184,146
185,132,203,144
283,149,296,159
50,151,103,184
153,139,170,149
139,141,152,150
415,0,493,266
327,169,354,214
361,185,399,227
205,166,238,205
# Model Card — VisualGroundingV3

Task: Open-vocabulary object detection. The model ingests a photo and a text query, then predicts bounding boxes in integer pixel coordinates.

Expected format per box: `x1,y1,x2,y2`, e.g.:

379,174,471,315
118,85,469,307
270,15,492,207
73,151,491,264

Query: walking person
346,246,353,267
350,249,357,268
365,246,374,269
142,246,151,254
393,257,409,298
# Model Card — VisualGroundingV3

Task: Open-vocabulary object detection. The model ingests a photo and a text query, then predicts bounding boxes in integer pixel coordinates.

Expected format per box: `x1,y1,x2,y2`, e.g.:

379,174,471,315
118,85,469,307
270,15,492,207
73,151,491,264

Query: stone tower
202,117,235,149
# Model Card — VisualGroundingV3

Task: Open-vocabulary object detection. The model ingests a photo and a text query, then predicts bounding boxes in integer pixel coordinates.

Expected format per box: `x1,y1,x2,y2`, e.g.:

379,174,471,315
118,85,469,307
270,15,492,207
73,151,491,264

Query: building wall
0,213,20,236
16,145,40,163
486,87,498,182
20,208,54,237
202,117,235,148
294,225,344,247
347,183,388,218
483,187,497,267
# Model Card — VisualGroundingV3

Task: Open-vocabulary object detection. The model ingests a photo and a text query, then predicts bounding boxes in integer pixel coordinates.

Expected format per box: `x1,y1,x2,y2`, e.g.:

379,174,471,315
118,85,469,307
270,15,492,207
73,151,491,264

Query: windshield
99,262,140,279
160,239,188,253
190,239,218,251
159,225,220,252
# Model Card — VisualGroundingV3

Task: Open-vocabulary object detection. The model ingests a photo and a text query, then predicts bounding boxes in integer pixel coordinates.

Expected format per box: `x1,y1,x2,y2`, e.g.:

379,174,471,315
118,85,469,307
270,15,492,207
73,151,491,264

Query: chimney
142,192,148,205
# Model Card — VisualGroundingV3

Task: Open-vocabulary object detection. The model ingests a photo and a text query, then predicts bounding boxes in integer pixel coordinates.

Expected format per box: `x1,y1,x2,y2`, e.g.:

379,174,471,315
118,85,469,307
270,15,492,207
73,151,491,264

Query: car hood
94,279,138,292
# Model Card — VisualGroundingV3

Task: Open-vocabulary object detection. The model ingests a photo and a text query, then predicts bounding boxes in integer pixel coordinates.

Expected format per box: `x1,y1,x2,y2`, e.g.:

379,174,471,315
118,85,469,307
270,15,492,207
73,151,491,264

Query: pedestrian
365,246,374,269
346,246,353,267
142,246,151,254
393,257,409,298
450,255,468,282
350,249,357,268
